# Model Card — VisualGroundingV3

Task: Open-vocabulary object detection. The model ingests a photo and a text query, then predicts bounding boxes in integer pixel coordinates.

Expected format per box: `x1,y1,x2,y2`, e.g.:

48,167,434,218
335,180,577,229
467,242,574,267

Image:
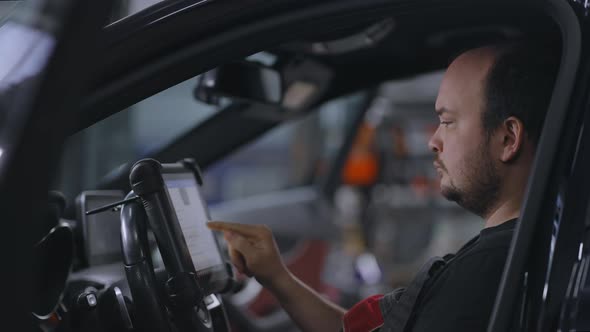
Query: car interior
0,0,588,332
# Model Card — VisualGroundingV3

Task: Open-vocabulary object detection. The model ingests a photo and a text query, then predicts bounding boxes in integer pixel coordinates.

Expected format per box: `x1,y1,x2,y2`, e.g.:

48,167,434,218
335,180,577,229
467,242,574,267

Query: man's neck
484,207,518,228
483,195,521,228
483,147,535,228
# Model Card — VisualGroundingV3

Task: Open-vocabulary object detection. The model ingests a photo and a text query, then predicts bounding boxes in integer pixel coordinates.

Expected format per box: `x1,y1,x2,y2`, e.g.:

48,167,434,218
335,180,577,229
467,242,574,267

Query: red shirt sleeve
342,294,384,332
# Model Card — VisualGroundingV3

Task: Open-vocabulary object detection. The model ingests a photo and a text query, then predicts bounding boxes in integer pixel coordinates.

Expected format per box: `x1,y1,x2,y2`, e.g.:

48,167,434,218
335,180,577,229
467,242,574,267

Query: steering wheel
32,191,73,330
119,159,228,332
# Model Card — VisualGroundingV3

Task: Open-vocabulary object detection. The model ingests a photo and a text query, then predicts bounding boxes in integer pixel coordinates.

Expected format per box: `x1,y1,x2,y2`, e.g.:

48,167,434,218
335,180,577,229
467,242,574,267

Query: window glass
201,92,367,204
57,76,223,200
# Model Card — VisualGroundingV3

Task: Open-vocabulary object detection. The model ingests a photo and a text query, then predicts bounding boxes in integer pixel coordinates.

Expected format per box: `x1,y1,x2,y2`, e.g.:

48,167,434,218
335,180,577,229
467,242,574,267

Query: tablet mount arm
119,159,220,332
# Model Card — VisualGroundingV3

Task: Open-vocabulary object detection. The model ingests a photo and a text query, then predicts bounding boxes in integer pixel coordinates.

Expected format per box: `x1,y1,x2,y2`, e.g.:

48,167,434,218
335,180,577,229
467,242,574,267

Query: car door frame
488,0,590,331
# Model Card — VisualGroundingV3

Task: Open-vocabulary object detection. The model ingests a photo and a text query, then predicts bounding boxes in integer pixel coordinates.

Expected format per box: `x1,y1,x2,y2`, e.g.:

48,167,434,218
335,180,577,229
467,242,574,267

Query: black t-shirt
408,219,518,332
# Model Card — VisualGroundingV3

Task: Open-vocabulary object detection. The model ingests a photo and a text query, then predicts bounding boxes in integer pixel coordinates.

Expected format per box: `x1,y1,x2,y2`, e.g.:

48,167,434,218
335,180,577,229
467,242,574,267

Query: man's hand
208,221,346,332
207,221,288,289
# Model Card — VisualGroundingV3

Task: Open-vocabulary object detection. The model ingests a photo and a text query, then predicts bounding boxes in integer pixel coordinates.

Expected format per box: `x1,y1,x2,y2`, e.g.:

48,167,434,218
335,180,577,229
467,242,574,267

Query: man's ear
499,116,525,163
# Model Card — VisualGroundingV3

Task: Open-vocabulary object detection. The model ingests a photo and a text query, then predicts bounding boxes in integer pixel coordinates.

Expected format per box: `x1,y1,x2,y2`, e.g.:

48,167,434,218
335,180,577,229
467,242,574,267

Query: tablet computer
161,167,231,294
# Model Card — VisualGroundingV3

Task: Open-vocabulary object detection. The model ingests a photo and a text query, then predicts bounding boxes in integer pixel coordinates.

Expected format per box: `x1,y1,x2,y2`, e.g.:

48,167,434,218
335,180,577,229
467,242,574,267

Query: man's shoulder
455,239,512,264
414,227,515,315
408,220,518,331
453,219,517,262
446,246,510,282
409,245,510,332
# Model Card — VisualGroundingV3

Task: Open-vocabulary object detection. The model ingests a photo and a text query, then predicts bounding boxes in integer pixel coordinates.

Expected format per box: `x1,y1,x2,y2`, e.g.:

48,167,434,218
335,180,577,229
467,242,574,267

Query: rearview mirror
194,62,282,106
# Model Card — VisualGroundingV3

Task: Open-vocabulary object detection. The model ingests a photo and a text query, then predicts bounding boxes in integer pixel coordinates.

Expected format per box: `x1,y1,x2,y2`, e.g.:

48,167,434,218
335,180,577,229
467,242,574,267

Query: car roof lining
75,0,555,135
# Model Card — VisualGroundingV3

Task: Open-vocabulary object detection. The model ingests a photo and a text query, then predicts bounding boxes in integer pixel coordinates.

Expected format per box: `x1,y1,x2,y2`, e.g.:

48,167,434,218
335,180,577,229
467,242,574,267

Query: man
207,41,559,331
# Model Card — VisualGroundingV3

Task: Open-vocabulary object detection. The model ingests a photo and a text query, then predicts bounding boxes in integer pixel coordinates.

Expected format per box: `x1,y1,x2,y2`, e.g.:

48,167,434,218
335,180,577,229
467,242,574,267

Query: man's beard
439,148,501,219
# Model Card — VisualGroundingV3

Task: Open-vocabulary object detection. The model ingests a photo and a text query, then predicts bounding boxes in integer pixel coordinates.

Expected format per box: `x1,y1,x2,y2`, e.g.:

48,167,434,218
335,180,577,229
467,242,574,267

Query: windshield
57,75,223,199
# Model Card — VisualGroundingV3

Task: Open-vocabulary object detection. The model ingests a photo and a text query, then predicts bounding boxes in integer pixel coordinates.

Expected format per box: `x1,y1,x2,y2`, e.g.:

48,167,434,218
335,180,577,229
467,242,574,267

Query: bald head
436,47,497,123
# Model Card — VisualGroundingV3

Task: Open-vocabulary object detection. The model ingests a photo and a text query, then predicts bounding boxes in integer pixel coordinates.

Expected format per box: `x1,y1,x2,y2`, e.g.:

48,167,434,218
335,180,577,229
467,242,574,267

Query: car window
201,92,367,204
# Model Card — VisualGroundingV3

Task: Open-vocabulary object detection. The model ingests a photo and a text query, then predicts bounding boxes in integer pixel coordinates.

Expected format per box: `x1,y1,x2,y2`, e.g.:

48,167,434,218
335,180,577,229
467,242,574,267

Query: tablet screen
163,173,223,272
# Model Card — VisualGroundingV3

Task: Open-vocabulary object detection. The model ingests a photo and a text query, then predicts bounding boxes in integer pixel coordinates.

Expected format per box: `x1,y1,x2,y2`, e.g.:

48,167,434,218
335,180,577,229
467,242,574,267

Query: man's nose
428,128,441,153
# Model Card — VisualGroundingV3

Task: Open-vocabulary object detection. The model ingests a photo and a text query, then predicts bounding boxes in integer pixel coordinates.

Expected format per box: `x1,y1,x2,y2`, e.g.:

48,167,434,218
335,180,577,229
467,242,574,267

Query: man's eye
440,121,452,126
